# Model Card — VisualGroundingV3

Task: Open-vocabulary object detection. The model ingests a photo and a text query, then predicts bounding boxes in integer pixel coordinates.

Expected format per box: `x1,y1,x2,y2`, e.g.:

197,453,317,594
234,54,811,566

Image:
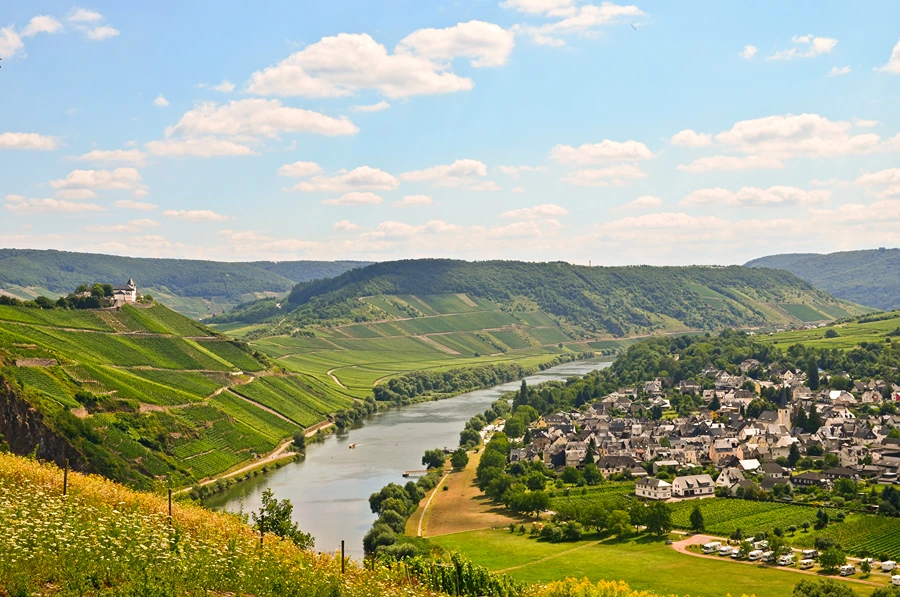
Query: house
596,455,638,475
709,438,740,463
672,474,715,498
790,472,831,488
759,462,786,479
112,278,138,306
636,477,672,500
716,467,744,489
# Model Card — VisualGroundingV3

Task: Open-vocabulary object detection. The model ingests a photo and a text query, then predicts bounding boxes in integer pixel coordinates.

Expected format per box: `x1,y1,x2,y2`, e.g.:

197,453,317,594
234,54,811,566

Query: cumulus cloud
681,185,830,207
153,94,169,107
68,8,103,23
561,164,646,186
875,38,900,74
322,191,383,206
739,45,757,60
470,181,502,191
333,220,360,231
0,132,58,151
676,155,784,173
767,34,838,61
22,15,63,37
609,195,662,212
5,194,104,214
550,139,653,165
401,159,488,187
85,219,159,233
86,26,119,40
164,99,358,140
70,148,147,165
501,203,568,219
395,20,515,68
807,199,900,222
828,65,851,77
671,129,712,147
245,22,514,99
68,8,119,41
713,113,889,158
495,164,548,177
394,194,433,207
853,118,880,128
855,168,900,198
198,80,236,93
351,100,391,113
145,137,256,157
361,220,463,240
510,2,645,47
0,27,24,59
292,166,399,192
55,189,98,200
277,160,322,177
114,199,157,211
511,186,526,193
50,168,145,194
162,209,230,221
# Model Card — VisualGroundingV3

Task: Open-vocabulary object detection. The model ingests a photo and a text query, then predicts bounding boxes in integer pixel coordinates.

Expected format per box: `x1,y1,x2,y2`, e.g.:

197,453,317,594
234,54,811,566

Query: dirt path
671,535,884,588
227,389,296,425
415,470,450,537
415,335,460,355
326,367,349,389
175,438,296,494
495,540,603,573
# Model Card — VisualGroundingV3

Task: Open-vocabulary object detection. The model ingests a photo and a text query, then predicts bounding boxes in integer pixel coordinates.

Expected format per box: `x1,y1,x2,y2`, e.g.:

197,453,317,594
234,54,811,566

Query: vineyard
792,514,900,559
549,482,635,512
669,498,833,536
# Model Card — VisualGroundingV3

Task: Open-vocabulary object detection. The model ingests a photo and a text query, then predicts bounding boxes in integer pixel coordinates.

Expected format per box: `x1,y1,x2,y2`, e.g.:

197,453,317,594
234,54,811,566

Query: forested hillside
214,259,869,337
0,302,366,490
0,249,370,319
746,248,900,311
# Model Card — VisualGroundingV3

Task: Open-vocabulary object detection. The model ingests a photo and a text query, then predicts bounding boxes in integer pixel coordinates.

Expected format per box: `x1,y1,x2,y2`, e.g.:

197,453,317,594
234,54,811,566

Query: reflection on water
204,358,611,557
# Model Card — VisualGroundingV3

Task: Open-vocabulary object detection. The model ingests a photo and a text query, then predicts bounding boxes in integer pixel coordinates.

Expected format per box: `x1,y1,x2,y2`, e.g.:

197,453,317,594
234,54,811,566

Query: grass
431,529,875,597
778,303,829,322
757,311,900,350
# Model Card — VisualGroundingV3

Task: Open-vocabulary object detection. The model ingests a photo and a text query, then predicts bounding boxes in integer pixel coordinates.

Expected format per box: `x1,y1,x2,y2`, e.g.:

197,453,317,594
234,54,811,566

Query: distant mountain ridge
213,259,870,337
745,248,900,311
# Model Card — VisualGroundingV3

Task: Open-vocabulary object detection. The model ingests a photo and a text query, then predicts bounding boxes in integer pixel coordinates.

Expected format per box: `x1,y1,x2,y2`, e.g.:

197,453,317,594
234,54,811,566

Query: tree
450,448,469,471
689,504,705,532
583,463,603,486
818,547,847,573
504,417,525,438
793,578,856,597
252,488,314,550
861,558,872,576
645,502,672,537
788,442,802,467
607,510,633,541
808,358,820,391
833,477,857,498
807,404,823,433
584,438,597,465
292,430,306,450
824,329,840,339
459,428,480,448
422,448,446,470
709,394,721,411
561,466,584,485
871,587,900,597
524,471,547,491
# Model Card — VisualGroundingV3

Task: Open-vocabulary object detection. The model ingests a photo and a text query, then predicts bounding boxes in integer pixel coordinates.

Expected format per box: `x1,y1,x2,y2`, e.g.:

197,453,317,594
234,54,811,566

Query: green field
758,312,900,350
431,529,874,597
669,498,831,537
792,514,900,560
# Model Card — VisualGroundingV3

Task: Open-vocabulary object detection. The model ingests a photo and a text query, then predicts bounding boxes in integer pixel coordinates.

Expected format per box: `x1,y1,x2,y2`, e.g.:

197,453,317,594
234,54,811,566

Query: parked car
748,550,764,561
702,542,721,554
799,559,815,570
718,546,734,557
882,560,897,572
778,554,795,566
840,565,857,576
801,549,818,560
762,551,775,563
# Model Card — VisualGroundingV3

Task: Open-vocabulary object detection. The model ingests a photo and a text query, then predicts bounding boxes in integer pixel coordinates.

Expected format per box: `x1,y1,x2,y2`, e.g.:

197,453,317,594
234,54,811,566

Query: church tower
776,386,792,428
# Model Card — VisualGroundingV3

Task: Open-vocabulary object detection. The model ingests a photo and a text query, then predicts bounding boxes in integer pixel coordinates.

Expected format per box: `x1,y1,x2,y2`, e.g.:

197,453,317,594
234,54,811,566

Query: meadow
757,311,900,350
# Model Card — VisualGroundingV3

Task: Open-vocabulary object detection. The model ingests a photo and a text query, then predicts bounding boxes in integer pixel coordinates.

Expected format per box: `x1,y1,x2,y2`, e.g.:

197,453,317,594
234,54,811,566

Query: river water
205,358,611,557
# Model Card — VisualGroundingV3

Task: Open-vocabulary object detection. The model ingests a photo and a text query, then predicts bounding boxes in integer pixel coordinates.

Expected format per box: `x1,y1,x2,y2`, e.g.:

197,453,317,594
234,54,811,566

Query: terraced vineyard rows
670,499,834,536
793,514,900,559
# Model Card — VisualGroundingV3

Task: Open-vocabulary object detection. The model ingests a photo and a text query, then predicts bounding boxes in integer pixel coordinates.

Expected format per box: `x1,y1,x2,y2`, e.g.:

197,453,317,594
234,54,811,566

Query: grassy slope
431,529,875,597
756,311,900,350
0,303,356,489
746,248,900,311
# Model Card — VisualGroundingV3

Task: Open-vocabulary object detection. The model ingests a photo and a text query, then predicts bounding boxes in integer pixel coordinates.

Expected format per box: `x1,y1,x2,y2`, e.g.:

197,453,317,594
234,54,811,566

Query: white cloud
50,168,144,193
856,168,900,187
293,166,399,192
209,80,236,93
767,34,838,61
351,100,391,113
394,195,433,207
828,65,851,77
550,139,653,165
85,219,159,233
500,0,575,15
501,203,568,219
853,118,880,128
277,160,322,177
495,164,548,177
153,94,169,107
68,8,103,23
512,2,645,47
361,220,463,240
807,199,900,222
739,45,757,60
5,194,104,214
676,155,784,173
562,164,646,186
55,189,98,200
163,209,230,221
333,220,360,231
323,191,383,206
246,32,477,99
671,129,712,147
470,181,502,191
114,199,157,211
22,15,63,37
145,137,256,157
609,195,662,212
713,113,887,158
511,186,525,193
0,27,24,59
875,38,900,74
395,20,515,68
0,132,58,151
86,25,118,40
809,178,849,188
681,185,830,207
165,99,358,138
70,148,147,165
401,159,488,187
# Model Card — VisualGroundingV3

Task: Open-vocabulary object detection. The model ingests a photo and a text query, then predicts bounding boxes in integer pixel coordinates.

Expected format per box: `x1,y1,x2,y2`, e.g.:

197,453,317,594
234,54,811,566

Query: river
205,358,611,557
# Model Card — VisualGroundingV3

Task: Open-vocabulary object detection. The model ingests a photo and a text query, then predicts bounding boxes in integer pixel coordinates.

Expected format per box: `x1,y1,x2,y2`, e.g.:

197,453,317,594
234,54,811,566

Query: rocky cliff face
0,376,87,471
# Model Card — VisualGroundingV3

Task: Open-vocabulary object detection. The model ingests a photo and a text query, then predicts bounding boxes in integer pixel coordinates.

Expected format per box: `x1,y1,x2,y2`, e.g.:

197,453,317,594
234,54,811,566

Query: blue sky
3,1,900,264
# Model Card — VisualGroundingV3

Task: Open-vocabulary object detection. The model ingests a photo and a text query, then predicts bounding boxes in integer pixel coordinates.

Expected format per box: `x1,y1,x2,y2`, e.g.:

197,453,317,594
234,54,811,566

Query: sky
3,1,900,265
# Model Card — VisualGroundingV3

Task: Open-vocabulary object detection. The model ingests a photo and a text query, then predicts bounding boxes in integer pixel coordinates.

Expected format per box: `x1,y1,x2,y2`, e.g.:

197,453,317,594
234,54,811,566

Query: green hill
0,248,370,319
745,248,900,311
0,302,362,490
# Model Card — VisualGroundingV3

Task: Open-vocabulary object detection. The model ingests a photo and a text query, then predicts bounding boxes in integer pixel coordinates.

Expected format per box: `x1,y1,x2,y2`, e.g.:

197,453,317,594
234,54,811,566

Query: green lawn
431,529,876,597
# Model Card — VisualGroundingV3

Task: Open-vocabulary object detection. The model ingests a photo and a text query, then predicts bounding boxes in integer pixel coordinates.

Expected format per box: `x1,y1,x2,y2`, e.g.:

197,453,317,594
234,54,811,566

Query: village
512,358,900,503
